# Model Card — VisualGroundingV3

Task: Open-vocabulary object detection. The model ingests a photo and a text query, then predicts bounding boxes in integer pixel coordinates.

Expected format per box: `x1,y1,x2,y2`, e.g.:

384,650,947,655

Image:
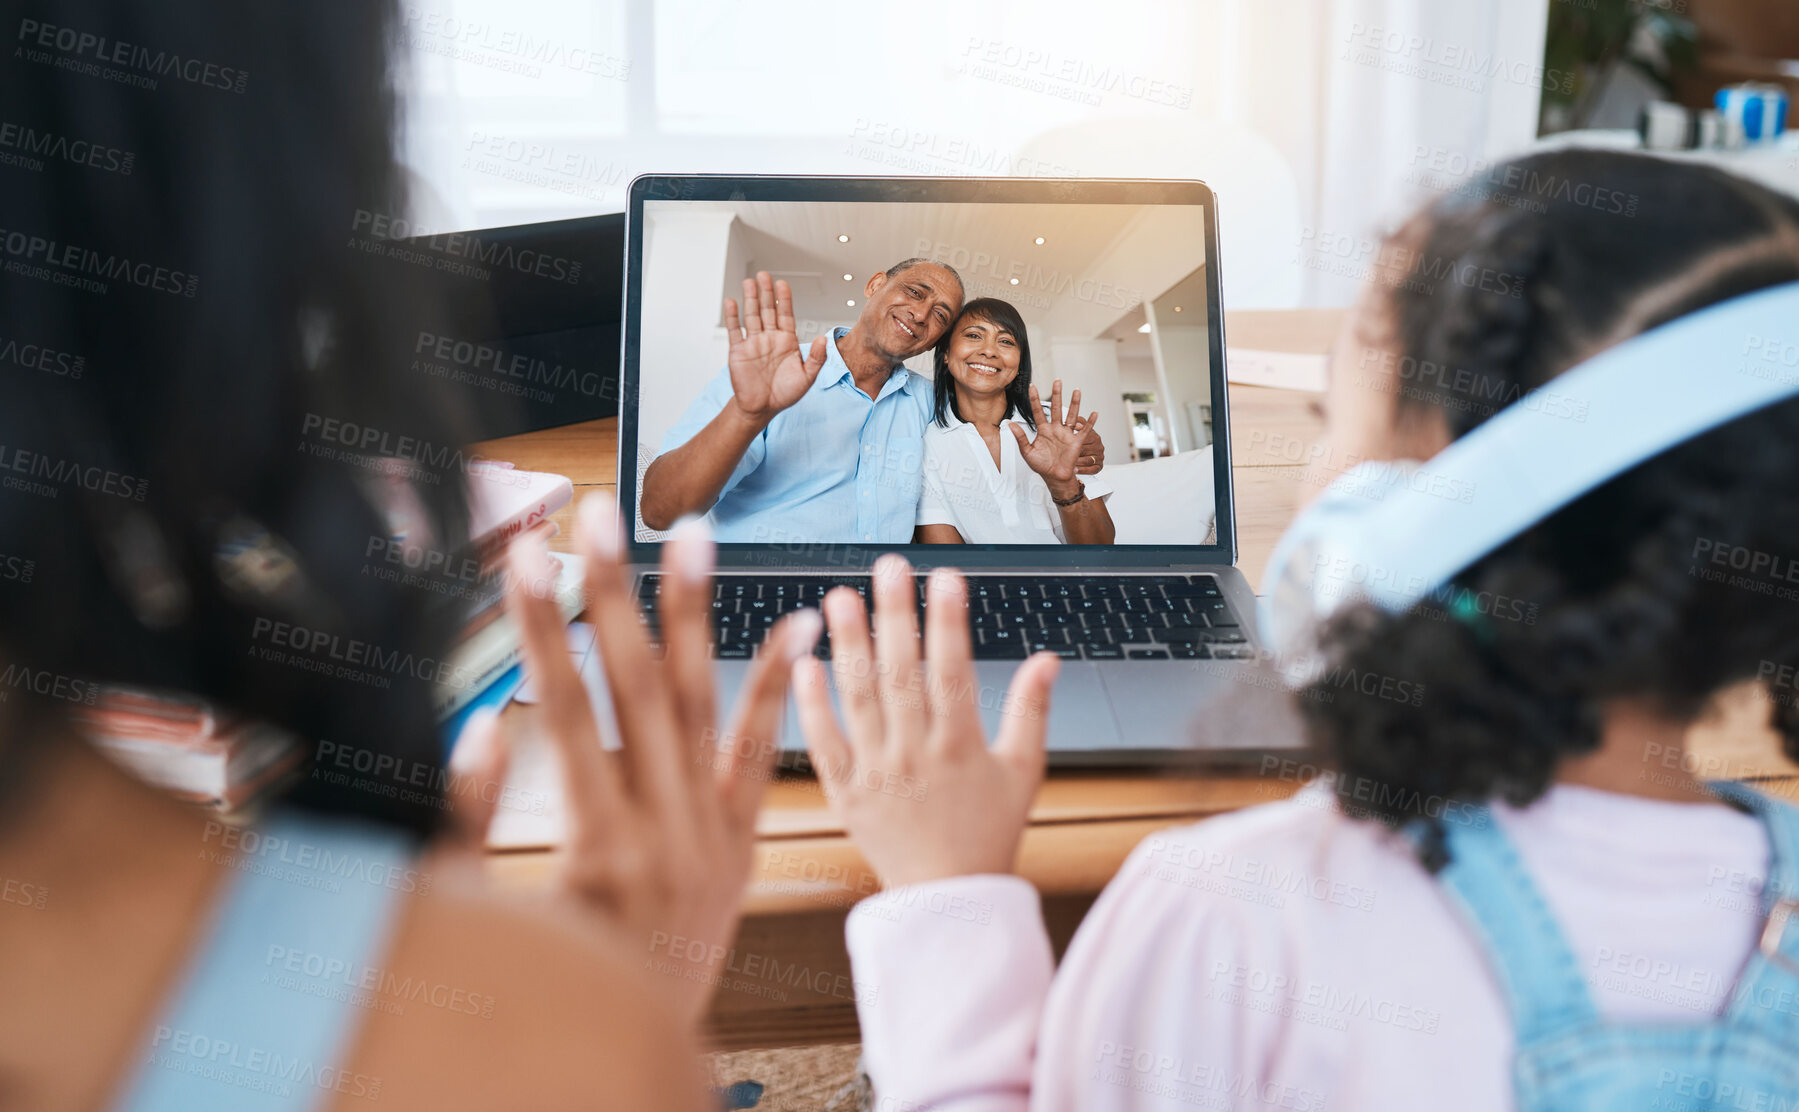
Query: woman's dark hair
0,0,499,837
1295,149,1799,864
932,298,1036,430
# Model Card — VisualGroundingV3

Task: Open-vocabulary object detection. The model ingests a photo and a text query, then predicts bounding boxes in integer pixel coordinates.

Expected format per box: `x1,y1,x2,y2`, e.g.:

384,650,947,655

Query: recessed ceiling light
1033,236,1045,245
838,234,850,243
1009,278,1019,285
1173,306,1183,313
1137,323,1152,334
846,299,856,307
843,273,853,281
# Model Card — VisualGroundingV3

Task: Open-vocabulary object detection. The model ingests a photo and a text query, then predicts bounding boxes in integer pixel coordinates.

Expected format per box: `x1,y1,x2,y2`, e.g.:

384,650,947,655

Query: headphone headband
1324,281,1799,613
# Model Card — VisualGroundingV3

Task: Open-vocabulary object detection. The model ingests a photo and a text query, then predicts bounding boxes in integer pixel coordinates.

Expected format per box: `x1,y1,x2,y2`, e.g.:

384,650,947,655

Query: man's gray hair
884,256,964,296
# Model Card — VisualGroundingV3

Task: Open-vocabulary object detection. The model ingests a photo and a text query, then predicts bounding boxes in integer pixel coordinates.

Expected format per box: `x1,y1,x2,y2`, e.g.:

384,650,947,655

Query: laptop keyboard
633,574,1253,661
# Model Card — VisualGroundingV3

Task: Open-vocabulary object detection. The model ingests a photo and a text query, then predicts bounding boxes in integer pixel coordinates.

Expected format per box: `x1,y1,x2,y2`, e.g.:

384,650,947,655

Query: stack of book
433,461,583,748
77,689,304,812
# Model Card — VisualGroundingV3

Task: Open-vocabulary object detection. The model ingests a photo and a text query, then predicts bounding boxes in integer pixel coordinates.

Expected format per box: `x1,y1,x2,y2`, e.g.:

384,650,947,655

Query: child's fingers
823,587,884,757
922,568,981,744
870,554,926,750
657,520,718,780
793,656,852,804
576,497,687,821
507,517,622,839
446,709,510,846
994,652,1059,779
715,610,818,831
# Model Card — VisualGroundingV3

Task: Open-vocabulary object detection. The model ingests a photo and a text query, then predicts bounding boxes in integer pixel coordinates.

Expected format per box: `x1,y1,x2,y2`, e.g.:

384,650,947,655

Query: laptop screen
622,177,1230,567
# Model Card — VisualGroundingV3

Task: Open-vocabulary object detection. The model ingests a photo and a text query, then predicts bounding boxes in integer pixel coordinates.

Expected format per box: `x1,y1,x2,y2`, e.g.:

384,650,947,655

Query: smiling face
943,313,1021,402
858,262,963,361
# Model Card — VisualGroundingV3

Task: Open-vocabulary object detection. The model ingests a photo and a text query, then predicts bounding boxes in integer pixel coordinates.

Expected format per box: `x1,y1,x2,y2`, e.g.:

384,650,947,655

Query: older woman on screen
914,299,1116,545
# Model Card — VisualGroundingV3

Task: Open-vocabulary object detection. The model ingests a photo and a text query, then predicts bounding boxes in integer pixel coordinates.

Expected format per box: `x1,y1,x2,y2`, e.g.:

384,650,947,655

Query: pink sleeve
845,874,1053,1112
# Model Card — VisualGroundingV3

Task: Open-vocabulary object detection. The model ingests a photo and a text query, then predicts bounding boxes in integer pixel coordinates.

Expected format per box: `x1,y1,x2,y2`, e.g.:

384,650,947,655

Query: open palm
725,271,828,423
1013,380,1098,487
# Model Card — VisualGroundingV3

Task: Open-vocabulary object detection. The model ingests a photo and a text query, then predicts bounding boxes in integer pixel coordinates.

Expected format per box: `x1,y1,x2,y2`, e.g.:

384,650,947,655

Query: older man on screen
640,259,1106,543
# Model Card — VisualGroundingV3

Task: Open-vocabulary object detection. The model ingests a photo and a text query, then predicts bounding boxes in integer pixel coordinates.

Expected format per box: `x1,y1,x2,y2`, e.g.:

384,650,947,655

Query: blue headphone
1259,280,1799,666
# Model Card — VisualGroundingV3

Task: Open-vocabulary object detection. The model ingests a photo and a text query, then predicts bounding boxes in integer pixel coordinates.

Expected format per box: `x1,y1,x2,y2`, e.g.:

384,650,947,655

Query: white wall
1117,355,1157,394
399,0,1549,311
1147,319,1212,453
1042,338,1127,464
636,207,737,453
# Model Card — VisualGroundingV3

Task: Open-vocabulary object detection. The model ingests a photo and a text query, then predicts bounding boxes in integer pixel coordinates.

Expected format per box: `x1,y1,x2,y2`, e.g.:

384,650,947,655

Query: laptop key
973,639,1028,660
1083,643,1125,660
1160,579,1212,597
1158,625,1210,643
1128,648,1172,660
1197,600,1238,626
1168,644,1211,659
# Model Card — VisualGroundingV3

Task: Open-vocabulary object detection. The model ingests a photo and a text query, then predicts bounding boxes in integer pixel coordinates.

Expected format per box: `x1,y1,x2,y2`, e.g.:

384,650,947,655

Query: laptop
618,174,1278,766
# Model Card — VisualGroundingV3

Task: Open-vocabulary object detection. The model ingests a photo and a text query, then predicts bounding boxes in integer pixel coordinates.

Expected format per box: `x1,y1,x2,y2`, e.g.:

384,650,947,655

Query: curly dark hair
1294,149,1799,863
932,297,1036,430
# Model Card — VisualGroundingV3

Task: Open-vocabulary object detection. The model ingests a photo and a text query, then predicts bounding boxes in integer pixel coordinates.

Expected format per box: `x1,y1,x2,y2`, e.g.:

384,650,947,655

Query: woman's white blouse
917,408,1113,544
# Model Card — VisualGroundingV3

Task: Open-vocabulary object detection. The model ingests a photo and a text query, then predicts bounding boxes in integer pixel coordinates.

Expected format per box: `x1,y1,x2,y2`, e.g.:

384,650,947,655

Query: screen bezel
619,174,1235,571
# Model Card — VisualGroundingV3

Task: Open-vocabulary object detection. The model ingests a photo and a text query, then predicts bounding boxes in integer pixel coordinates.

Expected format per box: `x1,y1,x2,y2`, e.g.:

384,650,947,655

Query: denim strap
1708,781,1799,1043
1436,807,1599,1044
111,811,417,1112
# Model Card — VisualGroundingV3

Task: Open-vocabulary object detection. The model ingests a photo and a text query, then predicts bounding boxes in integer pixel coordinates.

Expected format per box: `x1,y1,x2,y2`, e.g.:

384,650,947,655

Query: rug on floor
707,1044,868,1111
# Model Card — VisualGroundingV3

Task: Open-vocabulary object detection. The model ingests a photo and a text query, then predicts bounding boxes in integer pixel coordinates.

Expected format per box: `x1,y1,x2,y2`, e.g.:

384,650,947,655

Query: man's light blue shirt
658,328,932,544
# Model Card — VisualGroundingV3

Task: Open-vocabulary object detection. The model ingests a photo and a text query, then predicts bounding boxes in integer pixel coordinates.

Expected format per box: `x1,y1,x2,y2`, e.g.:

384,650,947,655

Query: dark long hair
932,298,1036,430
0,0,487,837
1294,150,1799,863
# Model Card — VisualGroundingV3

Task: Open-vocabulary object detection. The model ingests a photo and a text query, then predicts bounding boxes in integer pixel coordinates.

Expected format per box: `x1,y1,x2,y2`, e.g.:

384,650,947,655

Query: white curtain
399,0,1548,309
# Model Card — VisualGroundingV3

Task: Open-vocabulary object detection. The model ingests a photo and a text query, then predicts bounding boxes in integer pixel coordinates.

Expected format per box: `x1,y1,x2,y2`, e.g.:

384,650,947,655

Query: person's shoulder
1140,783,1409,862
337,869,710,1111
1109,786,1429,925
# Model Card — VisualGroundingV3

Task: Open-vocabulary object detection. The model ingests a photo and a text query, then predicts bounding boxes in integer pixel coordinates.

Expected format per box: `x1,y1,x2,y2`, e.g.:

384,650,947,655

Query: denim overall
1437,782,1799,1111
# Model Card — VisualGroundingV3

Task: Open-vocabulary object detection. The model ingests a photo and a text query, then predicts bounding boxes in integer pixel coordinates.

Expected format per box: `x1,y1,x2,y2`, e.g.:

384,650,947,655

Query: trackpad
976,660,1120,750
1096,661,1272,754
747,660,1121,753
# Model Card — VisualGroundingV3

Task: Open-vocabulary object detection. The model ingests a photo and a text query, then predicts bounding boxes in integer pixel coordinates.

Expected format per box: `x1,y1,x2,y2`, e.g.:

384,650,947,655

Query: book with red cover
467,463,574,555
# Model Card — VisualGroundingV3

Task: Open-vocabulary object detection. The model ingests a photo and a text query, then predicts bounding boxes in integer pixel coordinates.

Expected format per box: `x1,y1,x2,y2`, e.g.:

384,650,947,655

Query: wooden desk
472,310,1799,1049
